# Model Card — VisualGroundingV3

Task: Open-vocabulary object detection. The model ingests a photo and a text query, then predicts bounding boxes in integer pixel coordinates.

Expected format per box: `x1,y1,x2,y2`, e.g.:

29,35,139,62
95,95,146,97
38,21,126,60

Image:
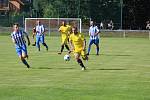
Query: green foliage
43,4,58,18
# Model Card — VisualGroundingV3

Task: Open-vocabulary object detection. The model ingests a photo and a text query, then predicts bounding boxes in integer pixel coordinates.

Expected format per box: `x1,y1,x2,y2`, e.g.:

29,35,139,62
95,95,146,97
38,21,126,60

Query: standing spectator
146,21,150,30
100,22,104,29
108,20,114,30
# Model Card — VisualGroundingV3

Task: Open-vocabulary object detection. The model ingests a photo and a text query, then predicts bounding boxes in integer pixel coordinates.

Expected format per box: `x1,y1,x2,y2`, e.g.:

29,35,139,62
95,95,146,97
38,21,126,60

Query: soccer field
0,36,150,100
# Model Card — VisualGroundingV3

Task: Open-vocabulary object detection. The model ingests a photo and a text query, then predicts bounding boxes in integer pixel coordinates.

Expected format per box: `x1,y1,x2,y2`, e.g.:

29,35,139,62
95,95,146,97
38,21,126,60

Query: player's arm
11,35,16,44
81,34,86,51
41,25,45,35
23,31,30,46
95,26,100,36
83,39,86,51
89,28,91,36
32,27,36,39
58,26,62,32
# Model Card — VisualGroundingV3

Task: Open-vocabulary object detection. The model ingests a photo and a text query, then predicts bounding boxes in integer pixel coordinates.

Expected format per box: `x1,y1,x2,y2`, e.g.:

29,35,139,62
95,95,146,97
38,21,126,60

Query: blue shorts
15,45,27,56
89,38,100,46
36,35,45,44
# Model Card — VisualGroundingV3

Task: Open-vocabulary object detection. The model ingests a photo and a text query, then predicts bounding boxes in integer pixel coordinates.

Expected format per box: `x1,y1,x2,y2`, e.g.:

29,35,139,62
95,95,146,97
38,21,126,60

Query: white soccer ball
64,54,70,61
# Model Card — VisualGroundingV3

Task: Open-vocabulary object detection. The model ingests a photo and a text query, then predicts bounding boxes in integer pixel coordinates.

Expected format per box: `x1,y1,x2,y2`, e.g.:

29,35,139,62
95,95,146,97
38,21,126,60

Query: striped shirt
89,26,100,39
36,25,45,35
11,30,27,47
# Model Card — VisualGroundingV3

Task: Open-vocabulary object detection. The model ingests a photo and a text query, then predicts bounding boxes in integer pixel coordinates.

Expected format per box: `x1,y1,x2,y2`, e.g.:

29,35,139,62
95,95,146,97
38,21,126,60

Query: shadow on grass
99,53,132,57
89,68,127,70
32,67,75,70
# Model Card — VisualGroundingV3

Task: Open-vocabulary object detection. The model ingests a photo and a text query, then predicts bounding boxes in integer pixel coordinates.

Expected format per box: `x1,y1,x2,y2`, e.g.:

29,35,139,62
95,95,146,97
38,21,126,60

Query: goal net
25,18,82,36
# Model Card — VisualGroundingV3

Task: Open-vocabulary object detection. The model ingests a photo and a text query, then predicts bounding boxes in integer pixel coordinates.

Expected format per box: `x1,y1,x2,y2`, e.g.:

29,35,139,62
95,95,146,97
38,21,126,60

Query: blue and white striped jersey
89,26,100,39
11,30,28,47
36,25,45,35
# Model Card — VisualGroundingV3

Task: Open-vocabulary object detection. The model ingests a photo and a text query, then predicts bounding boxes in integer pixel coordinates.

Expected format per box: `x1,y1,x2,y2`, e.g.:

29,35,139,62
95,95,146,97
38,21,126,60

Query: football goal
25,18,82,36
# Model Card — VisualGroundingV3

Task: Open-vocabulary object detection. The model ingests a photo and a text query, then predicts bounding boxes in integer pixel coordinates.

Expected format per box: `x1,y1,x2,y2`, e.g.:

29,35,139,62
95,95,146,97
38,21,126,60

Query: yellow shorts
74,48,87,60
61,36,68,45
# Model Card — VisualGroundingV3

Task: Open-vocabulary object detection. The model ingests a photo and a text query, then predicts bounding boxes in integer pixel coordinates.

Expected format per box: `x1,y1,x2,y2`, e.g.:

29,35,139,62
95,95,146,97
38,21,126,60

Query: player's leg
81,50,88,61
41,35,48,51
16,46,30,68
64,39,71,54
94,38,100,55
36,35,40,51
74,52,86,70
87,39,94,55
58,37,65,54
22,45,28,59
32,35,36,46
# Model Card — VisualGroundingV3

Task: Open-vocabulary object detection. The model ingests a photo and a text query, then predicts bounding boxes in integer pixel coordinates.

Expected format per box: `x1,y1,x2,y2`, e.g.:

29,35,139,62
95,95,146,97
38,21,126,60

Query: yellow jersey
69,32,85,50
59,25,69,37
66,25,72,33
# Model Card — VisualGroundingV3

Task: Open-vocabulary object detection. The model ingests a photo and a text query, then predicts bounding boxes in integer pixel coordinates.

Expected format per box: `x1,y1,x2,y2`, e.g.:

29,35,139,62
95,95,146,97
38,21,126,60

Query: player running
35,20,48,51
69,26,88,70
58,21,71,54
11,23,30,68
87,21,100,55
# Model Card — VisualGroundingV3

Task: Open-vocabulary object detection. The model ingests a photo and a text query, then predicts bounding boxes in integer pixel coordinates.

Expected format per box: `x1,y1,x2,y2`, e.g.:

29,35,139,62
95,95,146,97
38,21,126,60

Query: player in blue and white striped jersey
11,23,30,68
87,21,100,55
35,20,48,51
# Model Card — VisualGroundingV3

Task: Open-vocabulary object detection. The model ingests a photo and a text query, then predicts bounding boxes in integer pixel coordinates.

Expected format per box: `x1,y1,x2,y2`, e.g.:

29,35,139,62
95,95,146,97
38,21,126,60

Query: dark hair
13,23,19,26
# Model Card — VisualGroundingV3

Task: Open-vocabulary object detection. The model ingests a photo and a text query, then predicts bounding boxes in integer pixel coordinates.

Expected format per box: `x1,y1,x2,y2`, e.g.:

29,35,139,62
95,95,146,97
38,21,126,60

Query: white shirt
89,25,100,39
36,25,45,35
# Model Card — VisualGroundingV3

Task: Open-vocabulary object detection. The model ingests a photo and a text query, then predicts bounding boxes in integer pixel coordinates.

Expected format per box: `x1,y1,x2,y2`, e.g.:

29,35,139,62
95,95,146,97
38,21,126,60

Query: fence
0,26,150,39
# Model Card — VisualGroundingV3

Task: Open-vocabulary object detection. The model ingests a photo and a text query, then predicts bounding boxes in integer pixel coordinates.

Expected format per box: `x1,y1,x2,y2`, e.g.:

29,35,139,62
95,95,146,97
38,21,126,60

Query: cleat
81,67,86,71
32,44,36,46
27,64,30,68
58,52,62,55
86,53,89,55
68,51,71,54
46,47,48,51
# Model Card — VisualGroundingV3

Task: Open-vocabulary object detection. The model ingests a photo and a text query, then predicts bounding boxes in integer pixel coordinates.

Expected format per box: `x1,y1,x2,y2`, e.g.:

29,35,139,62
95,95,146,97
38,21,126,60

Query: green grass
0,36,150,100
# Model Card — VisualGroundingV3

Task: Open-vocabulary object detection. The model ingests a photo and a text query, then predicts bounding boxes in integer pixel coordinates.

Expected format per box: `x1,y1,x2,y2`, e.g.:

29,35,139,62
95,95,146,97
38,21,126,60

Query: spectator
100,22,104,29
108,20,114,30
146,21,150,30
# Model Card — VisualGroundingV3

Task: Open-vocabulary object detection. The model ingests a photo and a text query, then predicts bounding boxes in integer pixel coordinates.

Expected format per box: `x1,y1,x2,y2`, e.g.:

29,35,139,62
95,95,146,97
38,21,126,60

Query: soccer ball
64,54,70,61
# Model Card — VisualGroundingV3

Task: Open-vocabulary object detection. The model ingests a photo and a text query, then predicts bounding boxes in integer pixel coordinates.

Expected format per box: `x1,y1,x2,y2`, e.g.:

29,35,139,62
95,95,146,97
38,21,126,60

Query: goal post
25,18,82,36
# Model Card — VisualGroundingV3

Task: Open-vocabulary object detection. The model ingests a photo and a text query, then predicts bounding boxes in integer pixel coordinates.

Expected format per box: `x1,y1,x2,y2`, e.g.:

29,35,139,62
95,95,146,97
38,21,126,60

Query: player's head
72,26,78,35
90,21,94,26
13,23,19,32
36,20,41,25
62,21,66,26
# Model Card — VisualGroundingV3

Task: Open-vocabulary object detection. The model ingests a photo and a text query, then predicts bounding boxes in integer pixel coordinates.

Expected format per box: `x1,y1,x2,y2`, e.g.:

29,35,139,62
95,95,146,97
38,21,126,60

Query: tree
43,4,58,18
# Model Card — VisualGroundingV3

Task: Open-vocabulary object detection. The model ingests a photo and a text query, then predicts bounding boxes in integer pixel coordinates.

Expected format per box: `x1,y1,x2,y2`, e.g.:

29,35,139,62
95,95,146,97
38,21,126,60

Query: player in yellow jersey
69,26,88,70
58,21,71,54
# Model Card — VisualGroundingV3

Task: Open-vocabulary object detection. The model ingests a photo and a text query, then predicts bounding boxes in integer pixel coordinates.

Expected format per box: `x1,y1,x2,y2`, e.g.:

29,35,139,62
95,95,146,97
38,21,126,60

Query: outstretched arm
24,31,30,46
83,39,86,51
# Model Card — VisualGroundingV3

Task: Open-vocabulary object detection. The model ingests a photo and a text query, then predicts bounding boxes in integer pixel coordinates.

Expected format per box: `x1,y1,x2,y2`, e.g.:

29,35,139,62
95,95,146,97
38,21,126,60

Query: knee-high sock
21,59,29,67
96,46,99,54
77,59,85,68
65,44,70,51
42,43,48,49
61,45,64,53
